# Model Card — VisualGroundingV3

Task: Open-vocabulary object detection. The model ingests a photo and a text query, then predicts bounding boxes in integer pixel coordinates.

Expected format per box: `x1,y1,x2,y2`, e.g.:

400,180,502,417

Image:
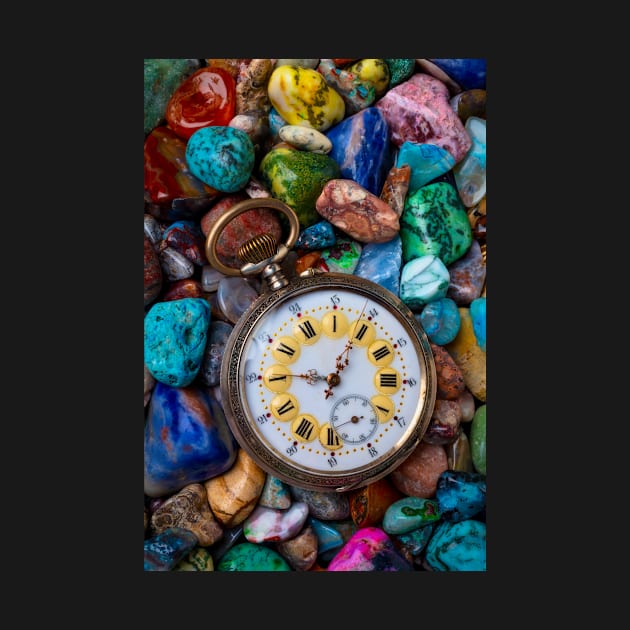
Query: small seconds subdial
330,394,379,445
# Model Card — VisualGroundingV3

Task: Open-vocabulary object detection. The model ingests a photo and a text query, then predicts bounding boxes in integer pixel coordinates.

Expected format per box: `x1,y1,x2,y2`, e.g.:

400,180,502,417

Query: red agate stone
165,67,236,140
144,126,218,205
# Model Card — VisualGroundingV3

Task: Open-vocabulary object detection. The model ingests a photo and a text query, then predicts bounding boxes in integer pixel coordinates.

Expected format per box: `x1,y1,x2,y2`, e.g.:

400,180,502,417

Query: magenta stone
326,526,413,571
375,73,472,162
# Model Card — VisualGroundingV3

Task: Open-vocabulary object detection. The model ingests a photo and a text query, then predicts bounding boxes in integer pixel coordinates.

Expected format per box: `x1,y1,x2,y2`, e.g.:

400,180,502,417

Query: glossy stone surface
436,470,486,522
289,486,350,520
431,343,466,400
144,297,210,387
379,164,410,217
315,179,399,243
454,116,486,207
275,524,318,571
317,58,375,116
186,126,255,193
423,399,462,445
309,517,345,554
144,59,201,135
450,89,487,123
382,497,441,534
375,73,472,161
295,220,336,251
217,542,292,571
390,442,449,498
144,382,238,497
446,239,486,306
446,431,474,472
173,547,214,571
384,59,416,87
400,182,472,266
259,146,341,228
165,66,236,140
243,502,309,543
424,519,486,571
161,220,207,266
161,279,203,302
470,297,486,352
258,475,292,509
399,255,450,310
235,59,273,116
198,320,233,387
144,235,162,307
204,448,266,527
268,65,345,131
144,527,198,571
417,297,461,345
346,59,390,97
216,276,259,324
317,237,362,274
327,527,412,571
349,477,404,529
158,247,195,282
394,523,435,560
279,124,332,153
144,126,218,209
396,142,456,193
470,405,486,474
429,58,486,90
354,235,402,296
325,107,392,195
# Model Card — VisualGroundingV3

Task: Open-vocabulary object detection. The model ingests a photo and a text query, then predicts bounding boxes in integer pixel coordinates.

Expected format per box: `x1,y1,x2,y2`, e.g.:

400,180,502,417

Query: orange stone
349,477,404,528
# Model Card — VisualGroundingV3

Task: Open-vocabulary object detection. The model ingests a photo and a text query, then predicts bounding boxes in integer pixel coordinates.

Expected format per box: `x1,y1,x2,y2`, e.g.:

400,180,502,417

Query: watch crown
237,233,278,265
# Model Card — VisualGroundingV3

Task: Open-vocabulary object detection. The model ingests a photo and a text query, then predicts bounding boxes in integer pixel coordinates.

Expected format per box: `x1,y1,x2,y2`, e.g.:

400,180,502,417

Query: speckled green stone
384,59,416,86
400,182,472,266
259,146,341,229
173,547,214,571
144,59,200,135
383,497,441,534
470,404,486,474
216,542,291,571
424,519,486,571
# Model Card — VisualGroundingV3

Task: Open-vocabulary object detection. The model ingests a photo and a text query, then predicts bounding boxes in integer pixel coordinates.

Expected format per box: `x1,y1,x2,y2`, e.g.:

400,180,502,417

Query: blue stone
144,527,198,571
185,126,255,193
325,107,393,195
470,297,486,351
354,235,402,297
144,382,238,497
396,142,455,193
429,58,486,90
144,297,211,387
268,106,286,138
395,523,435,557
295,220,336,251
424,519,486,571
416,297,461,345
435,470,486,522
308,517,345,554
198,320,234,387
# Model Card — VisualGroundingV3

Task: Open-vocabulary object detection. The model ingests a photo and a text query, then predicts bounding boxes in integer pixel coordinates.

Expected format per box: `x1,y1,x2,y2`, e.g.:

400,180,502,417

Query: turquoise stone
416,297,461,345
384,59,416,87
424,519,486,571
400,181,472,266
382,497,441,535
144,297,211,387
295,220,336,251
396,142,455,193
470,405,486,475
436,470,486,522
309,517,345,554
258,475,292,509
186,126,255,193
216,542,291,571
144,382,238,497
144,59,200,135
470,297,486,351
144,527,198,571
395,523,435,557
354,235,402,297
399,255,450,310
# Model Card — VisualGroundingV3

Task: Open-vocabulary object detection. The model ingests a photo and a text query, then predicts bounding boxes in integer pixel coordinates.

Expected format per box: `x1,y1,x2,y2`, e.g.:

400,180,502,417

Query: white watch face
222,274,435,490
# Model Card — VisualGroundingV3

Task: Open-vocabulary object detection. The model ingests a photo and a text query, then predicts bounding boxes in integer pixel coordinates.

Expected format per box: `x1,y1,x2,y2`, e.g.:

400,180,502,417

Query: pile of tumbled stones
143,58,486,571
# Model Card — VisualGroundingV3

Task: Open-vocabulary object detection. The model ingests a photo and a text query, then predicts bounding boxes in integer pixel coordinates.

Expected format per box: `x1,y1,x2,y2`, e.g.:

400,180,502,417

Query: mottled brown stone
236,59,273,115
446,240,486,306
204,449,266,527
423,399,462,445
349,477,404,528
295,250,322,275
151,483,223,547
389,442,448,498
431,343,466,400
457,389,476,422
446,431,474,472
379,164,411,218
275,525,318,571
161,278,204,302
316,179,400,243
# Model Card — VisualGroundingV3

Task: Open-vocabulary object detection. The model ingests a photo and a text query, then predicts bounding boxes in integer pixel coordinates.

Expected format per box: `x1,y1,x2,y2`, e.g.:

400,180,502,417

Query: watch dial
222,274,435,491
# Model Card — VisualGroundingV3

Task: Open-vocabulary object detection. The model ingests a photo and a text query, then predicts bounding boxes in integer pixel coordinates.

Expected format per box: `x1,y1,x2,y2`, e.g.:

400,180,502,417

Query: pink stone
327,526,412,571
315,179,399,243
375,73,472,161
242,502,309,543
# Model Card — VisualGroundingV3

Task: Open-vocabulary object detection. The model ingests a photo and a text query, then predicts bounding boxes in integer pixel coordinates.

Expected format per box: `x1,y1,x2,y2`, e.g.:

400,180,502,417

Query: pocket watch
206,198,436,492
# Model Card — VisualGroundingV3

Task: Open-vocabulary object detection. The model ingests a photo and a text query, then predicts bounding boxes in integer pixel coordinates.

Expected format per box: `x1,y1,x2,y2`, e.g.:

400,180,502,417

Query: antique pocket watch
206,198,436,492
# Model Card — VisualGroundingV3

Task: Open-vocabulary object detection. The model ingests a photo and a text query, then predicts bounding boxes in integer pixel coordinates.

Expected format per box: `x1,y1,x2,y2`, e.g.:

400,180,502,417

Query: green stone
470,404,486,475
400,182,472,266
173,547,214,571
258,147,341,229
384,59,416,86
144,59,200,135
424,519,486,571
383,497,441,535
216,542,291,571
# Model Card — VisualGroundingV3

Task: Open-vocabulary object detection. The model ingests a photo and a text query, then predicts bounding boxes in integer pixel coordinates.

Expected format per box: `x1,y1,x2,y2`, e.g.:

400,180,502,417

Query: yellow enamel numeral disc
321,311,348,338
271,336,301,364
319,422,343,449
263,364,293,392
371,394,395,422
367,339,394,367
292,316,321,345
270,393,299,421
348,319,375,347
374,367,401,394
291,414,319,443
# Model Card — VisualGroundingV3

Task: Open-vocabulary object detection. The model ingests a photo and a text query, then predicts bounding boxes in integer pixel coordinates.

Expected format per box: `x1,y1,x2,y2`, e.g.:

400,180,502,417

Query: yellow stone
204,449,266,528
445,308,486,402
173,547,214,571
347,59,390,96
268,65,345,131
